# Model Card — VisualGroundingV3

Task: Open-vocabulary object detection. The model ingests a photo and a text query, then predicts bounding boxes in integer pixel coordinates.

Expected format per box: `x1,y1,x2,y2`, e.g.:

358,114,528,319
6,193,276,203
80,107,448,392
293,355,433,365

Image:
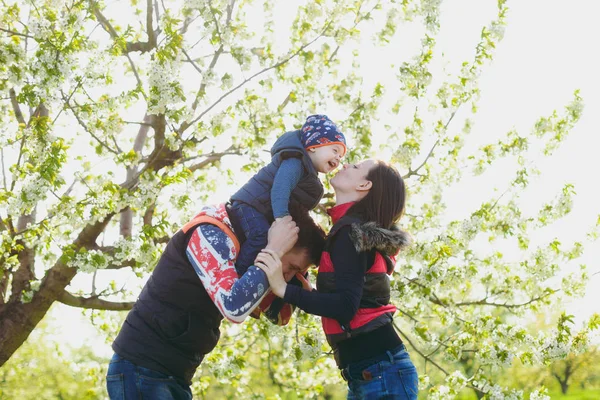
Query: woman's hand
255,249,287,298
265,216,299,258
295,272,313,291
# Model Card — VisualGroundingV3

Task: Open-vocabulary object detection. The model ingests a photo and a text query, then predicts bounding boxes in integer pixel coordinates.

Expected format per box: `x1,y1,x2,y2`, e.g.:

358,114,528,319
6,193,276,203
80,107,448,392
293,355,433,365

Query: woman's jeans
106,353,192,400
341,344,418,400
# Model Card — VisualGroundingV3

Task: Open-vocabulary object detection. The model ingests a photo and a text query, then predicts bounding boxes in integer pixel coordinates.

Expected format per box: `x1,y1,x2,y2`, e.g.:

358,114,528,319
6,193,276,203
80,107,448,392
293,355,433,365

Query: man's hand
265,215,299,258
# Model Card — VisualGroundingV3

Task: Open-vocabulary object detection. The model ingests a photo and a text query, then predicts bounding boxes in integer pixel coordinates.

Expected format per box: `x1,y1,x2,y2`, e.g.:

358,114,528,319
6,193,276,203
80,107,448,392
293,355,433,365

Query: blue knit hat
300,114,347,156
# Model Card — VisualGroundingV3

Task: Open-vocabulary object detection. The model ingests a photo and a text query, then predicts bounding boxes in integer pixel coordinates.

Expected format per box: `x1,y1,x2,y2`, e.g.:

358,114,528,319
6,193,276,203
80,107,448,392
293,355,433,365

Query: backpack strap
181,215,240,254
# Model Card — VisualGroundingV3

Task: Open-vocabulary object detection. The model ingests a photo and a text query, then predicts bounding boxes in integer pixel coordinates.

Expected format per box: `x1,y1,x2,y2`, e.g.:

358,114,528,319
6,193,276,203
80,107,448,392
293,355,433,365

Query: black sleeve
283,226,368,325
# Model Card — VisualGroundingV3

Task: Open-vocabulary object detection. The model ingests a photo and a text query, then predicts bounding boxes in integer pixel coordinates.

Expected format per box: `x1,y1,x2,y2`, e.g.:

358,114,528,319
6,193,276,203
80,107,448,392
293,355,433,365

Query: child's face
307,144,345,174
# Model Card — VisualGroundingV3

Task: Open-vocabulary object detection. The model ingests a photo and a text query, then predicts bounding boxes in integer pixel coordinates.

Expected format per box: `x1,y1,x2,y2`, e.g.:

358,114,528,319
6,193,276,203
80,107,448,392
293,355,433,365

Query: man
106,203,325,399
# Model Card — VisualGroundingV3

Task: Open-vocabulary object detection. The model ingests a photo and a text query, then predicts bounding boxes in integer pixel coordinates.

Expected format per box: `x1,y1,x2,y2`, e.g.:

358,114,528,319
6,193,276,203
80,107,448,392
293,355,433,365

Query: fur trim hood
348,222,412,256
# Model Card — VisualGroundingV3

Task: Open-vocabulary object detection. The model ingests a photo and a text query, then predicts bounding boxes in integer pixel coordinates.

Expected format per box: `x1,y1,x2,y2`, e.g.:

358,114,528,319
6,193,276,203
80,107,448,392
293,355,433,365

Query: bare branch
326,2,376,64
453,290,557,309
0,274,8,305
181,48,203,75
53,80,85,125
278,92,292,112
123,120,153,126
58,290,134,311
120,114,151,237
89,0,157,54
180,21,331,135
0,28,34,39
9,89,26,125
143,201,155,226
62,93,120,155
191,44,224,111
208,0,222,38
395,324,449,375
179,15,199,36
403,110,457,179
1,149,7,192
154,0,160,24
151,113,166,149
189,0,234,112
89,1,119,38
403,138,439,179
125,52,144,92
145,0,156,48
187,146,242,172
9,105,48,300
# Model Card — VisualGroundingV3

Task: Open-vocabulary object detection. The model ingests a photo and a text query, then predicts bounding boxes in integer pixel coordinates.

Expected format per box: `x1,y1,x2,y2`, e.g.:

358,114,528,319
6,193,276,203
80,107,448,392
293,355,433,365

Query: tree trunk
560,381,569,395
120,114,151,238
472,387,486,399
0,263,78,365
0,213,113,366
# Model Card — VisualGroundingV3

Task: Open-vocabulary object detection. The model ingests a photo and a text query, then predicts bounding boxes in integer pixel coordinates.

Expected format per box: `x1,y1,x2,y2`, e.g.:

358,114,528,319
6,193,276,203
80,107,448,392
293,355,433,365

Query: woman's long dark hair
345,161,406,229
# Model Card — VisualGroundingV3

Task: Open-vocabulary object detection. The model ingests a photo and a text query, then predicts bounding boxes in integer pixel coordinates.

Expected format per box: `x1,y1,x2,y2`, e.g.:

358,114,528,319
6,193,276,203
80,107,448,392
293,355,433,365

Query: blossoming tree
0,0,598,398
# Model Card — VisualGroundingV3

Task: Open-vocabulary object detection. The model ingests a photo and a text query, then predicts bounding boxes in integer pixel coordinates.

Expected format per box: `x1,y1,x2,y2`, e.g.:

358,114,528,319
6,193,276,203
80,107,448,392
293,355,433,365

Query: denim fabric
106,353,192,400
230,201,270,276
344,345,418,400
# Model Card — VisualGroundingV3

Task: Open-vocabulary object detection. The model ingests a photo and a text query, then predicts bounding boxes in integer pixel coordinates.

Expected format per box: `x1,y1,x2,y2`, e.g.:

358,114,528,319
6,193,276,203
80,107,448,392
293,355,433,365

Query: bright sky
44,0,600,353
452,0,600,325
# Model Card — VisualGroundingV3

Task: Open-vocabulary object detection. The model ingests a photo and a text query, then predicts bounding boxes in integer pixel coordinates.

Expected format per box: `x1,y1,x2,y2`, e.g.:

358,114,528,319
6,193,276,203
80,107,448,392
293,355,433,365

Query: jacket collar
327,202,412,256
327,202,355,224
349,222,411,256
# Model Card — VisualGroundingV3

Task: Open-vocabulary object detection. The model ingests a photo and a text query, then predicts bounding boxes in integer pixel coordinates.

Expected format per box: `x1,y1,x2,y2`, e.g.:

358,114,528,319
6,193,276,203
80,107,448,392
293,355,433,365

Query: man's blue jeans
106,353,192,400
343,344,418,400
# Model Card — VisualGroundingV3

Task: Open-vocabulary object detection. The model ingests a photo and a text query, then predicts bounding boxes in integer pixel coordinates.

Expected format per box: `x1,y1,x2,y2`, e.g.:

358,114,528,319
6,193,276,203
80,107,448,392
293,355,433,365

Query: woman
256,160,417,399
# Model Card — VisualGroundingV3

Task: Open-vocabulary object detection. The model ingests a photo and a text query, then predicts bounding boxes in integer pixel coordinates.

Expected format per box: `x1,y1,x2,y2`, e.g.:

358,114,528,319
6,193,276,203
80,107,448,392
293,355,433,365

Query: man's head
281,203,326,280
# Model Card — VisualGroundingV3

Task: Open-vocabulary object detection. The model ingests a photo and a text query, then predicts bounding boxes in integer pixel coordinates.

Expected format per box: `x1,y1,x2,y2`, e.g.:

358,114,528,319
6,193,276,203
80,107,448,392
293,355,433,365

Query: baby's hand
274,214,290,222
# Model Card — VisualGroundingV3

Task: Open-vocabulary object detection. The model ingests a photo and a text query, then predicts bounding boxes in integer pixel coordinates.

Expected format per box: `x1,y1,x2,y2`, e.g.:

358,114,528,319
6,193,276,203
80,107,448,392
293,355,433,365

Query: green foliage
0,318,106,400
0,0,598,399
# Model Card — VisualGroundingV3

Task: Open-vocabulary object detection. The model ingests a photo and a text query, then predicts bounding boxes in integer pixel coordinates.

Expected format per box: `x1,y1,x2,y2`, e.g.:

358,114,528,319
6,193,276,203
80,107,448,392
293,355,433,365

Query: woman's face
330,159,377,194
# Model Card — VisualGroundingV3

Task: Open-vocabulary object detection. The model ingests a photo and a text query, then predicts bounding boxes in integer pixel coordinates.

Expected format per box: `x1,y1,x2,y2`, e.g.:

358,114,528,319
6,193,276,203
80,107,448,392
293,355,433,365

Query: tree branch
0,148,7,191
62,94,120,155
125,52,144,92
187,146,241,172
181,48,203,75
179,20,331,135
145,0,156,48
9,89,26,125
9,104,48,301
89,0,157,54
394,324,449,375
403,138,439,179
191,44,224,111
0,28,34,39
58,290,134,311
403,110,457,179
120,114,151,237
188,0,235,111
143,201,156,226
453,290,557,309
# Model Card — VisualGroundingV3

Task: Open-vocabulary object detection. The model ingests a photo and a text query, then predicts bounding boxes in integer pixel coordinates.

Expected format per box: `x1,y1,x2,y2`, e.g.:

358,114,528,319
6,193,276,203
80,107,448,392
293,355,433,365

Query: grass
424,387,600,400
547,388,600,399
